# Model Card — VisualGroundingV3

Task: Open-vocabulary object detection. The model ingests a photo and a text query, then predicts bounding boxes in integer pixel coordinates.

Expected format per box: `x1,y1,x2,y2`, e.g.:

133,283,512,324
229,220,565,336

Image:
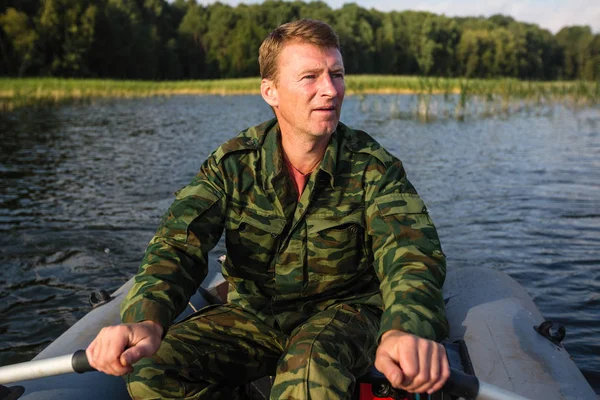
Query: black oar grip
444,368,480,399
72,350,96,374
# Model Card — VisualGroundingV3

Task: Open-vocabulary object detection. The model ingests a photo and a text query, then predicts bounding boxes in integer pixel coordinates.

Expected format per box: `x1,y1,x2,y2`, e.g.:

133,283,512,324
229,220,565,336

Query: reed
1,76,598,115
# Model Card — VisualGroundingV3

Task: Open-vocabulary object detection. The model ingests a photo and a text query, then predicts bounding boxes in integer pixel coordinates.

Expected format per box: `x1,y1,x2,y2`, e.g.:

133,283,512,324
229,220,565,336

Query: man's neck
280,129,330,175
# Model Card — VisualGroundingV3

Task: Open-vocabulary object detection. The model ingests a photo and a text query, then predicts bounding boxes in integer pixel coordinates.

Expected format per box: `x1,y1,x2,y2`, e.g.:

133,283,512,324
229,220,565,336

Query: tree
413,14,460,76
582,34,600,80
456,29,493,78
298,1,333,25
202,3,238,78
37,0,97,76
0,7,39,75
374,13,396,74
88,0,160,79
177,1,208,79
556,26,594,79
0,1,598,80
489,27,518,77
228,7,265,77
333,3,378,74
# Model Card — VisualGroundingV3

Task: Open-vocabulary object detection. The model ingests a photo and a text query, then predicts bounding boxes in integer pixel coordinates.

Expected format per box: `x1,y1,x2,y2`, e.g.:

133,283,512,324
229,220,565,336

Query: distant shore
1,76,598,112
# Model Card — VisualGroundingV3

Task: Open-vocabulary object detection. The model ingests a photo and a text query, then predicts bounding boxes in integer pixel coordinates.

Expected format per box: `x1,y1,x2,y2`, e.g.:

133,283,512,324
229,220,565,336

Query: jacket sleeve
366,159,448,342
120,155,226,332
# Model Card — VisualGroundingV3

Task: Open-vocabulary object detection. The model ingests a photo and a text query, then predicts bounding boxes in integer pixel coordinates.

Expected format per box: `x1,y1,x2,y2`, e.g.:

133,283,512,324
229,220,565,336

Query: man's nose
319,74,338,97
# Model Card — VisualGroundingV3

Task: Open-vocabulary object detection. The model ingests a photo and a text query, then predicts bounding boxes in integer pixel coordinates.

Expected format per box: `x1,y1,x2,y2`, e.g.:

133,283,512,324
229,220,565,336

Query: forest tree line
1,0,599,81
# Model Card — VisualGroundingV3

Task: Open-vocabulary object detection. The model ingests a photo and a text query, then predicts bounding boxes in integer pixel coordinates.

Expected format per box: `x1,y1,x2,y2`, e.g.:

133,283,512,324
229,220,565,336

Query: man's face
262,42,345,140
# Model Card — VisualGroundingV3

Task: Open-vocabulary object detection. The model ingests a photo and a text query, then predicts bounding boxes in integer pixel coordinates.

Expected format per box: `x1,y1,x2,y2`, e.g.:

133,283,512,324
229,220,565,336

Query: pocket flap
229,208,286,235
309,209,364,233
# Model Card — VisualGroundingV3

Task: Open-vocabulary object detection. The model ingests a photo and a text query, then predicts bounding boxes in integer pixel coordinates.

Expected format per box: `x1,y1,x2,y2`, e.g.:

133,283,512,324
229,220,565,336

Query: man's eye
331,73,344,79
302,75,316,80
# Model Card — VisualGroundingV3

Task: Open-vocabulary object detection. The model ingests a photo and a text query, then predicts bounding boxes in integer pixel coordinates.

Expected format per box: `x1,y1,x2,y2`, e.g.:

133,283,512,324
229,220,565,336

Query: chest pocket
306,208,366,279
225,207,286,278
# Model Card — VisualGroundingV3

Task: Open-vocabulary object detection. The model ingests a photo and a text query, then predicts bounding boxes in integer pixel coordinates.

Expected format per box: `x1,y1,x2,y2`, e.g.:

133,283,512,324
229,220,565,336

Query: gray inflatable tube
445,267,596,399
5,266,597,399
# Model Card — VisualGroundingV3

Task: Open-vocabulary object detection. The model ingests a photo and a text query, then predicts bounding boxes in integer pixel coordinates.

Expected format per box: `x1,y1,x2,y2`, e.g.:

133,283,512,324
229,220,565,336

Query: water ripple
0,97,598,387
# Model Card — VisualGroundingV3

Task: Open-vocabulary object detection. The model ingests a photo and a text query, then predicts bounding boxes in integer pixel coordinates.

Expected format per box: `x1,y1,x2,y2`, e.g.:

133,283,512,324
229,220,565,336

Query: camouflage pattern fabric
121,118,448,397
127,302,380,399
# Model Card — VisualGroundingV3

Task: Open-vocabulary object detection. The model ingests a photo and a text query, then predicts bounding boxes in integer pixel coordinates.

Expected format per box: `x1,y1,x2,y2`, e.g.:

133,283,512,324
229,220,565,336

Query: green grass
0,77,261,111
1,76,598,113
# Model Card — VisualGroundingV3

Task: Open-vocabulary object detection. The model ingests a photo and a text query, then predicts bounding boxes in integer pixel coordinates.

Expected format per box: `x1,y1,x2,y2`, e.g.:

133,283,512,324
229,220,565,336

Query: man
87,19,449,399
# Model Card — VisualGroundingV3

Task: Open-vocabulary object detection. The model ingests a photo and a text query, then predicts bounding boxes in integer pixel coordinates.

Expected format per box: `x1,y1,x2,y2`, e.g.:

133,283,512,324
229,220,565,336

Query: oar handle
71,350,95,374
444,368,479,399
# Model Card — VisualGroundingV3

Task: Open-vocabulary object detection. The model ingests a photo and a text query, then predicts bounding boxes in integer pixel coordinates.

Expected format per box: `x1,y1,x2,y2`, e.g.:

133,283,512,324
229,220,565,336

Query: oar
445,368,531,400
0,350,531,400
0,350,94,385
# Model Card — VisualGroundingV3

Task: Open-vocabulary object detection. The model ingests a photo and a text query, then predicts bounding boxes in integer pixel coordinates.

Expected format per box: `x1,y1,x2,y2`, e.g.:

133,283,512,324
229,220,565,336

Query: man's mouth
314,106,336,112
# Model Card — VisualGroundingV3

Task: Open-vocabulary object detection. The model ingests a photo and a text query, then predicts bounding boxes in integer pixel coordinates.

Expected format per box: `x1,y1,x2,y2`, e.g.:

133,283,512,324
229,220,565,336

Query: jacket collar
259,119,342,190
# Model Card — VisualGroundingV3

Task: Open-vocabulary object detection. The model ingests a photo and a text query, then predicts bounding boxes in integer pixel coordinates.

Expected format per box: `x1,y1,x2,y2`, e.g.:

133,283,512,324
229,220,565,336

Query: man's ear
261,78,279,108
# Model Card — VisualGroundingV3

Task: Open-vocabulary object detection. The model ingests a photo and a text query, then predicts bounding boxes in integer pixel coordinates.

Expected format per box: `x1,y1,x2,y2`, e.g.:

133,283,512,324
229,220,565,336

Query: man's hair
259,19,340,82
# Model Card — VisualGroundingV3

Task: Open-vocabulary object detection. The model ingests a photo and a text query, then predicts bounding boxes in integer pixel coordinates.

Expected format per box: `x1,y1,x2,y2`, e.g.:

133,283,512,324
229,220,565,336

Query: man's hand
375,330,449,394
86,320,164,376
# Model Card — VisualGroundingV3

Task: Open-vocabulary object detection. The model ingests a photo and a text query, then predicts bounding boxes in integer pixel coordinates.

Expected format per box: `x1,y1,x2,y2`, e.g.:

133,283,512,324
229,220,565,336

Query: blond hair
259,19,340,82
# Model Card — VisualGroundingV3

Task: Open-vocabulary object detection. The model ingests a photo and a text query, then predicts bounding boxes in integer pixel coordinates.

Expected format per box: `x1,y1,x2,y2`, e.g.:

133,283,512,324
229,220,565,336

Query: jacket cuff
377,307,440,343
120,299,172,338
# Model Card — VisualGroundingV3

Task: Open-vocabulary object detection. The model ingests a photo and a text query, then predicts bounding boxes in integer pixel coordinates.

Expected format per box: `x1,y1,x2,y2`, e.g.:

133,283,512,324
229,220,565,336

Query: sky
199,0,600,34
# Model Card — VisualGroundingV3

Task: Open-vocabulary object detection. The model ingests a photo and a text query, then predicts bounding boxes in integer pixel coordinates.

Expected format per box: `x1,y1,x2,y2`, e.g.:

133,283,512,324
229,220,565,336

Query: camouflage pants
126,302,381,400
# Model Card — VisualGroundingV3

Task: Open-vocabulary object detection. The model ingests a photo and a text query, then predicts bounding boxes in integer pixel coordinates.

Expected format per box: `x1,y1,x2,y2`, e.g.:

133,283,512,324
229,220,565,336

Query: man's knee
125,353,188,400
125,333,213,399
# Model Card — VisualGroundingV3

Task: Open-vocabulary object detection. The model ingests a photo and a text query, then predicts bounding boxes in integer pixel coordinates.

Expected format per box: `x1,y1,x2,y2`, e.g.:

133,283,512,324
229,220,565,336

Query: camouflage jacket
121,118,448,341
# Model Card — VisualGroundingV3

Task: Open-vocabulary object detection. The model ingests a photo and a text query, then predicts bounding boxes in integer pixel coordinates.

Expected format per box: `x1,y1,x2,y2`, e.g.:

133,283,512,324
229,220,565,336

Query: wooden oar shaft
0,350,94,385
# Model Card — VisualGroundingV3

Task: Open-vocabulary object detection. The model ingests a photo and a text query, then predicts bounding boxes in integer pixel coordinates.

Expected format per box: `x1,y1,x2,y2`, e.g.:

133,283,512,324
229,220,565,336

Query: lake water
0,95,598,389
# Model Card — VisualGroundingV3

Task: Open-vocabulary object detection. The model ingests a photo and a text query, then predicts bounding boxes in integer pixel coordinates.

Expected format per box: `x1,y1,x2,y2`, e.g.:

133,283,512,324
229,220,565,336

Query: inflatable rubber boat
0,259,596,399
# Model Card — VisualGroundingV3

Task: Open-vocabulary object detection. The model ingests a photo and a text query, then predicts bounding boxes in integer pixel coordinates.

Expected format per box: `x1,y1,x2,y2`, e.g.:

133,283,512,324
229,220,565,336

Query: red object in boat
358,383,395,400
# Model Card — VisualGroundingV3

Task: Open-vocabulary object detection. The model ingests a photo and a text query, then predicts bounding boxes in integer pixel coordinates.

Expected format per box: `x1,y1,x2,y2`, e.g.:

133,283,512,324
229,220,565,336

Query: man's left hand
375,329,450,394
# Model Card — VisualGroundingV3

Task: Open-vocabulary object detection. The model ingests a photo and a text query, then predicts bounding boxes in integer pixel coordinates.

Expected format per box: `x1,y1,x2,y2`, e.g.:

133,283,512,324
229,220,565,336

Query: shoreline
1,76,598,112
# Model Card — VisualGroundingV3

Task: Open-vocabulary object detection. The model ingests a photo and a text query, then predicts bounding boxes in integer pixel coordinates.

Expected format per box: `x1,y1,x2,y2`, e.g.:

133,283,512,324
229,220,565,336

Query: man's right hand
86,320,164,376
